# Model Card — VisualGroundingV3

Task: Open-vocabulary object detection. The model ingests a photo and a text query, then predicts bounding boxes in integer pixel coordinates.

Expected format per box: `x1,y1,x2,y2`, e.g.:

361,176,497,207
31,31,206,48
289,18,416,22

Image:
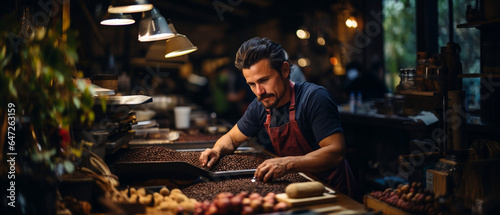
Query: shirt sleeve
237,98,266,137
305,88,343,143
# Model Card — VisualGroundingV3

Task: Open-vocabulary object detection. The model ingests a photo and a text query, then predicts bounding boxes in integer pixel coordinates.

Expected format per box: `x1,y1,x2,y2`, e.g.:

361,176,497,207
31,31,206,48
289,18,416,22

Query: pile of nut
369,182,439,214
113,186,198,214
195,192,288,215
111,186,289,214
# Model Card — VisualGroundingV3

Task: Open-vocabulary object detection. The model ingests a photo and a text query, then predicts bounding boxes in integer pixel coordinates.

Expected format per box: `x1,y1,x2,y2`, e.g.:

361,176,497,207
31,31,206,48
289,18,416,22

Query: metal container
399,68,416,90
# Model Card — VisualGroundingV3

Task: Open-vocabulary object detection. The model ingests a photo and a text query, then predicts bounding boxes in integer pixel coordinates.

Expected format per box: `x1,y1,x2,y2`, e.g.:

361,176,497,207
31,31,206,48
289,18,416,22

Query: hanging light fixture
138,8,175,42
100,12,135,26
164,35,198,58
108,0,153,14
164,19,197,58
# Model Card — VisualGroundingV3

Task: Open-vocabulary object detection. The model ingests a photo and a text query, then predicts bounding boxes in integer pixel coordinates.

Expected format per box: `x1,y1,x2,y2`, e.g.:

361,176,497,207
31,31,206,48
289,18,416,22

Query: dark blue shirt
237,82,343,152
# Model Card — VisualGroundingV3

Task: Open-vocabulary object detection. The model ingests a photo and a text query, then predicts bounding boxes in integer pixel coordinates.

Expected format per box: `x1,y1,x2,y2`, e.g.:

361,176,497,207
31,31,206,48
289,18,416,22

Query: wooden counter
137,188,368,215
295,191,367,214
103,137,369,214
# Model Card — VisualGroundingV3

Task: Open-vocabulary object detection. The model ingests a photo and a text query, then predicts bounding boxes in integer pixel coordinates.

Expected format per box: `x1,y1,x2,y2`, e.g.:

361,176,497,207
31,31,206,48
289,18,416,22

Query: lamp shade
164,34,198,58
138,8,175,42
100,12,135,26
108,0,153,14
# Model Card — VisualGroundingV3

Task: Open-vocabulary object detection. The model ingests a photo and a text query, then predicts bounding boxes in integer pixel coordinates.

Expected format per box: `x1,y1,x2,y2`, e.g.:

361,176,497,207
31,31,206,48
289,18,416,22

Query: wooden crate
363,195,411,215
426,169,449,196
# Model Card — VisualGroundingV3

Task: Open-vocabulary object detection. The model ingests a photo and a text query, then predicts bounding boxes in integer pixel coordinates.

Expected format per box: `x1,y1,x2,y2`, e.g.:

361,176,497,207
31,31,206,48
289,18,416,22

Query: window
383,0,416,92
438,0,481,110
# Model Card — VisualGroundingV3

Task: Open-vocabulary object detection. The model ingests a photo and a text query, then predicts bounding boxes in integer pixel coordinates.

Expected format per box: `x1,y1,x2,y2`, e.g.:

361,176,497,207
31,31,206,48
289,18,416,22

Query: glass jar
399,68,416,90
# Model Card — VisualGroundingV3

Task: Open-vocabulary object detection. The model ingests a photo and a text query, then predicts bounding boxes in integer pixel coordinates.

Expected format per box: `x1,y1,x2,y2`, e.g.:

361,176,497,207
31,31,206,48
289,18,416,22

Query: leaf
70,148,82,157
63,160,75,173
100,97,107,112
88,111,95,122
55,70,65,84
76,79,87,91
0,44,5,60
35,57,42,78
73,96,81,109
8,79,17,98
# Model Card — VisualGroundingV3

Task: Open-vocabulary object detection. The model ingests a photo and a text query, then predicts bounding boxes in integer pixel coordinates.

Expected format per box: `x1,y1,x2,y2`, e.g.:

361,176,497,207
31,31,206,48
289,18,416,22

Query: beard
258,93,279,109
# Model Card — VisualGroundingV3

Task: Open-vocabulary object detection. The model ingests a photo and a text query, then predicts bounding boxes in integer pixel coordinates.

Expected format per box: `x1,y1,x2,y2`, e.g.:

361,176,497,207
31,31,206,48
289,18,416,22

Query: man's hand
199,148,221,168
254,157,293,182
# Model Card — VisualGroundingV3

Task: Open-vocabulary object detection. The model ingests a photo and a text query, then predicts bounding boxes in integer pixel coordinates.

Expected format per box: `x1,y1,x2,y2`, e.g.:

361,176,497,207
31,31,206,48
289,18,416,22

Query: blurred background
3,0,495,203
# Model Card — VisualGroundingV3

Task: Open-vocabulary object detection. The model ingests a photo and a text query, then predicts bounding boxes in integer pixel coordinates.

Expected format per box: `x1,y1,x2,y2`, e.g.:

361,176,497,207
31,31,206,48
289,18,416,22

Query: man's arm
199,124,249,168
255,132,345,182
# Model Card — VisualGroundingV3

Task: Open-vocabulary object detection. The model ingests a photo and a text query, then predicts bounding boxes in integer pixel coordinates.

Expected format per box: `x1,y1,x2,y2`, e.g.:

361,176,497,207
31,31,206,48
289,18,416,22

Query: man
199,37,359,199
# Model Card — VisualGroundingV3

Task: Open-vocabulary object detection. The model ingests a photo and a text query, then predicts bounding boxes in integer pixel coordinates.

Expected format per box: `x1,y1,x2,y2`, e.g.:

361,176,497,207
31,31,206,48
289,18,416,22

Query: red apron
264,81,359,199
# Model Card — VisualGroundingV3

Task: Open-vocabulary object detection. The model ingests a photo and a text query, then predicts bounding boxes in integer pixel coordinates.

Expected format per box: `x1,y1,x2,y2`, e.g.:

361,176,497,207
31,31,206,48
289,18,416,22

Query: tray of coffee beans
111,146,272,181
181,172,311,201
128,129,222,150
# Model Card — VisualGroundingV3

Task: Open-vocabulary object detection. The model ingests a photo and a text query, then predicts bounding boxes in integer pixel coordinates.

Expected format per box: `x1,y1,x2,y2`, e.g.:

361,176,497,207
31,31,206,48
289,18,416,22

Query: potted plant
0,12,95,215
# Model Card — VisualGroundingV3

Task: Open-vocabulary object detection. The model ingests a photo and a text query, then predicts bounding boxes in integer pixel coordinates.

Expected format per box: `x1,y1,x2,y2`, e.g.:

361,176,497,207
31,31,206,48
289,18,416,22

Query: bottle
356,91,362,112
349,91,356,113
416,52,428,91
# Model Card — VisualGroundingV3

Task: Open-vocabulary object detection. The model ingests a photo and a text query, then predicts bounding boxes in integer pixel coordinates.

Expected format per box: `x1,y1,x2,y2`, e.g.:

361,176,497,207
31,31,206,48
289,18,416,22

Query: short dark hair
234,37,288,74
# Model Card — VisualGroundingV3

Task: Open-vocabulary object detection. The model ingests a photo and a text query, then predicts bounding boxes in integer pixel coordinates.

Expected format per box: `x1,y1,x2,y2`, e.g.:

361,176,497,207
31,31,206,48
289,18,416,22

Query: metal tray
128,129,221,150
95,95,153,106
111,146,264,181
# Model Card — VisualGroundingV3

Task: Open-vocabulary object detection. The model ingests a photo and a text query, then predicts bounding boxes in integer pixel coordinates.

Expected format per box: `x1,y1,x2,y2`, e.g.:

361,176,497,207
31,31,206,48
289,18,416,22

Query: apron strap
289,81,296,121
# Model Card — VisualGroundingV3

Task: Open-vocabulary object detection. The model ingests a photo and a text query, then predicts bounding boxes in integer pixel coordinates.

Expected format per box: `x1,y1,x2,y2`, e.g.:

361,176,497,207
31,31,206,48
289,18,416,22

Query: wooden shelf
398,90,440,97
457,18,500,28
458,73,500,78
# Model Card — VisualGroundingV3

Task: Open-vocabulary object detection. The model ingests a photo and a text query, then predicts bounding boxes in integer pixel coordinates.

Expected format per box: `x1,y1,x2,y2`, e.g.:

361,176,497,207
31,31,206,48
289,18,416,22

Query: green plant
0,13,94,176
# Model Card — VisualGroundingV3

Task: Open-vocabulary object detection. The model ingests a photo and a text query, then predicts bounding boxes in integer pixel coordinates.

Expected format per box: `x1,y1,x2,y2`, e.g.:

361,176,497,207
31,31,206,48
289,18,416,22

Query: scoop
114,161,256,180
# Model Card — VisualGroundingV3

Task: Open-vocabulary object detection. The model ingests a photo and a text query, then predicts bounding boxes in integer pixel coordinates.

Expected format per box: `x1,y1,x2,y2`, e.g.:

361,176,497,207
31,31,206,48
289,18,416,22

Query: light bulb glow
296,29,310,39
346,17,358,28
297,58,310,67
317,37,325,46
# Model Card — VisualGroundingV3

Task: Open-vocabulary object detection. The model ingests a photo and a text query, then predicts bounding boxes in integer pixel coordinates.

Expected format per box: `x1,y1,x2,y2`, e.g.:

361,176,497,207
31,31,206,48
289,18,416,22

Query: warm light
164,34,198,58
329,57,338,66
296,29,310,39
346,17,358,28
165,48,197,58
101,19,135,26
334,65,345,76
317,37,325,46
108,0,153,13
138,8,175,42
100,13,135,26
297,58,310,67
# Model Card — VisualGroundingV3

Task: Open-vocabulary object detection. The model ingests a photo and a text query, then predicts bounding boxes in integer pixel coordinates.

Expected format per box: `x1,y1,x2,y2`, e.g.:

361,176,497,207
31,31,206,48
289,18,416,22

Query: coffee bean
181,173,309,201
115,146,272,171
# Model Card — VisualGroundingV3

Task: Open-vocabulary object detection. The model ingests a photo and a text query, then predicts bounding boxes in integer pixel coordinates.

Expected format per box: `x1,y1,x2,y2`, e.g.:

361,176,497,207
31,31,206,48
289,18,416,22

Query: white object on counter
174,106,191,129
409,111,439,126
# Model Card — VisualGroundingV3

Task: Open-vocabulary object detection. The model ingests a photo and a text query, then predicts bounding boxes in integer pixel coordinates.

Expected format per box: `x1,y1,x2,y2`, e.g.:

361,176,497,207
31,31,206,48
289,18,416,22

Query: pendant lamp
100,12,135,26
108,0,153,14
138,8,175,42
164,19,197,58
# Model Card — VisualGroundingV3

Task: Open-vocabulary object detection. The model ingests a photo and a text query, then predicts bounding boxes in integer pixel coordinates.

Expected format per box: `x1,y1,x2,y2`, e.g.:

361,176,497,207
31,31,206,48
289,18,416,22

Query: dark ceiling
1,0,350,73
146,0,337,31
67,0,343,59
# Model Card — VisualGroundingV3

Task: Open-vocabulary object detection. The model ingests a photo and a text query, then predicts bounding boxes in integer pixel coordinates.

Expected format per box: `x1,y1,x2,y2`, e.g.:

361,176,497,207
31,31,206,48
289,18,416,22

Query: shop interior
1,0,500,214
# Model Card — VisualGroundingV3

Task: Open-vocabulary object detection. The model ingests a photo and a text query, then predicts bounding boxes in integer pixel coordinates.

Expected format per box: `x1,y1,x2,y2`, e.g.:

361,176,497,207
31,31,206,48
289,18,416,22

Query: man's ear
281,61,290,78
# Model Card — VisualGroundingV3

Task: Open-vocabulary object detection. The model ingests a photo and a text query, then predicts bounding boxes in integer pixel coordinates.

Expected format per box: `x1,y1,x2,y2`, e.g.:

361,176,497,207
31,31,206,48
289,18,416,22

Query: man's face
242,59,290,109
